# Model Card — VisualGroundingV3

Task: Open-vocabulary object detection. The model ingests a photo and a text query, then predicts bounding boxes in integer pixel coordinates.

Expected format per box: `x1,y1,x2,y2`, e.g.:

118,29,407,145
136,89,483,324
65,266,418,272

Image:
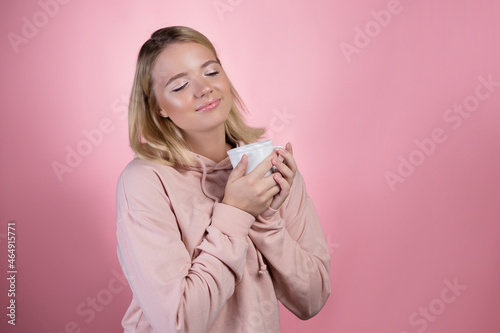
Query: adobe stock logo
339,0,409,64
400,277,467,333
266,106,296,140
49,268,134,333
7,0,73,54
51,94,129,182
213,0,243,21
384,74,499,192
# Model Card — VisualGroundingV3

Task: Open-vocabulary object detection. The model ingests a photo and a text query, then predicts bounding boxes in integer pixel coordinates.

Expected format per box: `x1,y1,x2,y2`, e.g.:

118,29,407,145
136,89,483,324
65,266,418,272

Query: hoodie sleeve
116,162,255,333
248,170,331,320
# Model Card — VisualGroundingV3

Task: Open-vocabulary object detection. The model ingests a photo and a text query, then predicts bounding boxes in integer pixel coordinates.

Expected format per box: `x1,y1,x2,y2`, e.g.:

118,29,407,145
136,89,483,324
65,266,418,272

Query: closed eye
172,82,188,92
206,71,219,76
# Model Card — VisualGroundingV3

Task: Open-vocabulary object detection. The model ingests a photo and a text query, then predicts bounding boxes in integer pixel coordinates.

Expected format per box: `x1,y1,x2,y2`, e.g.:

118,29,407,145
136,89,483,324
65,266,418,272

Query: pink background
1,0,499,332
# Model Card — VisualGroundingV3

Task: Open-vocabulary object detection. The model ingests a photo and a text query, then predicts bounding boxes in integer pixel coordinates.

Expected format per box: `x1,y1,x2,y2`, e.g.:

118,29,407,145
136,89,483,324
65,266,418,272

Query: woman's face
152,42,233,137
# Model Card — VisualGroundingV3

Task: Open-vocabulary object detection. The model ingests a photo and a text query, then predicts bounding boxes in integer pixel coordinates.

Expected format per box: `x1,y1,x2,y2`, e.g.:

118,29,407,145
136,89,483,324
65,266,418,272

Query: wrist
212,203,255,237
259,207,279,219
253,209,284,232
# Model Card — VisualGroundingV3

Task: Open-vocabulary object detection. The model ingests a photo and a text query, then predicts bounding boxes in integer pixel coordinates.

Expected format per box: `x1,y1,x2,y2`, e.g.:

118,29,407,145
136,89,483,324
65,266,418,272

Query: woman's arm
248,170,332,319
116,162,254,333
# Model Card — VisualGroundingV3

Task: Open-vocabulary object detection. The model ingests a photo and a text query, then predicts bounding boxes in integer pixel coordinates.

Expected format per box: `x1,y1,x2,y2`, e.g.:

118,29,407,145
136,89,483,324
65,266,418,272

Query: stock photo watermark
7,0,73,54
242,300,276,332
384,74,499,192
213,0,244,21
51,94,128,182
48,268,133,333
400,277,467,333
6,220,17,326
51,102,291,182
266,106,296,141
243,235,337,331
340,0,414,64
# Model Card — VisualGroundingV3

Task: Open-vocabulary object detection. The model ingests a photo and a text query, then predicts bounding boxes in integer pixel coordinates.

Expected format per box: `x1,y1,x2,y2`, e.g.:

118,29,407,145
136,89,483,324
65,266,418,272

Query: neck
184,126,232,163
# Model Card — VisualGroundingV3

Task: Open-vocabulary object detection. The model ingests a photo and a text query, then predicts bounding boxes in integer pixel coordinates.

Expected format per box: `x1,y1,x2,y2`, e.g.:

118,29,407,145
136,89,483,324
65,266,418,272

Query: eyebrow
164,60,220,87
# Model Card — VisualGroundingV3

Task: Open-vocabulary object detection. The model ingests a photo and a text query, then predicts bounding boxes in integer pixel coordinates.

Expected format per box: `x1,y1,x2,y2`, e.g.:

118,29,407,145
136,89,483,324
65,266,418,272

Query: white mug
227,140,284,176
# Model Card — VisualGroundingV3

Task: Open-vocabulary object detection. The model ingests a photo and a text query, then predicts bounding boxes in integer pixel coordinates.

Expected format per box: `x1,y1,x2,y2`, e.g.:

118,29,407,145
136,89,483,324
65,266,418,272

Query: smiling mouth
196,98,221,112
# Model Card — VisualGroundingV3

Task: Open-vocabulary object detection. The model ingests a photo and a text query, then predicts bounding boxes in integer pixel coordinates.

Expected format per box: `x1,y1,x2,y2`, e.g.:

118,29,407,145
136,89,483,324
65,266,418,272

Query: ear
158,109,169,118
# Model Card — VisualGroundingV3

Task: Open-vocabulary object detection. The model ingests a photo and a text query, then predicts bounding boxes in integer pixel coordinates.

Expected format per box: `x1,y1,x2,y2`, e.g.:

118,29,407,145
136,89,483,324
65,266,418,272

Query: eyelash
171,71,220,92
172,83,187,92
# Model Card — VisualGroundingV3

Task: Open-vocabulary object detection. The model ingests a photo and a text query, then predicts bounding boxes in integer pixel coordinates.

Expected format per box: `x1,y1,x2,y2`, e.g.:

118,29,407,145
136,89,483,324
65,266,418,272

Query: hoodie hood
190,153,233,173
186,140,243,174
186,151,234,204
183,141,244,202
190,154,233,203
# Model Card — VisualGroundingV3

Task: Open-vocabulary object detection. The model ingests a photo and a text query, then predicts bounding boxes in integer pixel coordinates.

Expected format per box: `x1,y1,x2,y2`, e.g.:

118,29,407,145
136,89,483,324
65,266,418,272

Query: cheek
159,93,192,114
215,81,232,106
167,96,187,109
213,73,231,93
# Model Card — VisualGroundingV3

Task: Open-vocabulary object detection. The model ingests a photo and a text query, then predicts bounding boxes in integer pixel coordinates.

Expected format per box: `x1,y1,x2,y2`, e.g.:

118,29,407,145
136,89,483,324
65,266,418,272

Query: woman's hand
269,142,297,211
222,152,281,217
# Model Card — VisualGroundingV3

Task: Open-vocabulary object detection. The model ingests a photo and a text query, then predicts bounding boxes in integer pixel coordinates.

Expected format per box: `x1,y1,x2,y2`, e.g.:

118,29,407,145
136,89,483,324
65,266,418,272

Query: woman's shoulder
118,157,178,188
116,157,180,211
122,155,179,172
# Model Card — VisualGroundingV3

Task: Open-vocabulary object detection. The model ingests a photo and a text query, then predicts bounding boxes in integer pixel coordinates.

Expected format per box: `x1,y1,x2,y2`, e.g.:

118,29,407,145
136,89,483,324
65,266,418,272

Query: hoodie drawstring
257,250,268,275
195,154,267,275
195,154,220,203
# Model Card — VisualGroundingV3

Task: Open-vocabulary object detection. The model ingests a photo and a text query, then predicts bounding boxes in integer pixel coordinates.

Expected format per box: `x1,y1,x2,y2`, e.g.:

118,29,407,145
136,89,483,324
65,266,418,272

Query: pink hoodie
116,152,331,333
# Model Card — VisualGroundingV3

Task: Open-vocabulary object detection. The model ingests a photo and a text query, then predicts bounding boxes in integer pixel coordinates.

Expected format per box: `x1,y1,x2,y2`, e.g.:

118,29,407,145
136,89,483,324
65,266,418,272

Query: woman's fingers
227,154,248,183
250,151,279,179
270,172,291,210
273,143,297,185
272,156,293,181
223,143,297,216
279,143,297,174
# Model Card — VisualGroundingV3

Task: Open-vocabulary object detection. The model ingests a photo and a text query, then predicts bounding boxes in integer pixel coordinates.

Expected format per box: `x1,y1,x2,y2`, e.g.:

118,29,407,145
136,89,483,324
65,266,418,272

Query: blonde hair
128,26,265,167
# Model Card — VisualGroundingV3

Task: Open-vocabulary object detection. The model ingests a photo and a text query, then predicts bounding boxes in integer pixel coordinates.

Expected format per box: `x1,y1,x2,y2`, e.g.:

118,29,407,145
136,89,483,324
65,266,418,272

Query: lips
196,98,221,112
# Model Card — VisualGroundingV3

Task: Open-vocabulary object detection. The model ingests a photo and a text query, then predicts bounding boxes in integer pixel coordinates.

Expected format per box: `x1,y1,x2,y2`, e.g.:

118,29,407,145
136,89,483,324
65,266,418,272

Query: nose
193,77,212,98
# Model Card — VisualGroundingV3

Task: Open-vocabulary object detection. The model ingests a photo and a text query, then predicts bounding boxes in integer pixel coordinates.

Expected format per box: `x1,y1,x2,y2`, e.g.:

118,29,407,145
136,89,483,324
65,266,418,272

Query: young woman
116,26,331,333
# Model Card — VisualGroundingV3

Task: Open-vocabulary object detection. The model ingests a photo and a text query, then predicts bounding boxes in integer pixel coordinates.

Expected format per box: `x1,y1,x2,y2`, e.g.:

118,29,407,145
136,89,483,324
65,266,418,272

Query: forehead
152,42,217,81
